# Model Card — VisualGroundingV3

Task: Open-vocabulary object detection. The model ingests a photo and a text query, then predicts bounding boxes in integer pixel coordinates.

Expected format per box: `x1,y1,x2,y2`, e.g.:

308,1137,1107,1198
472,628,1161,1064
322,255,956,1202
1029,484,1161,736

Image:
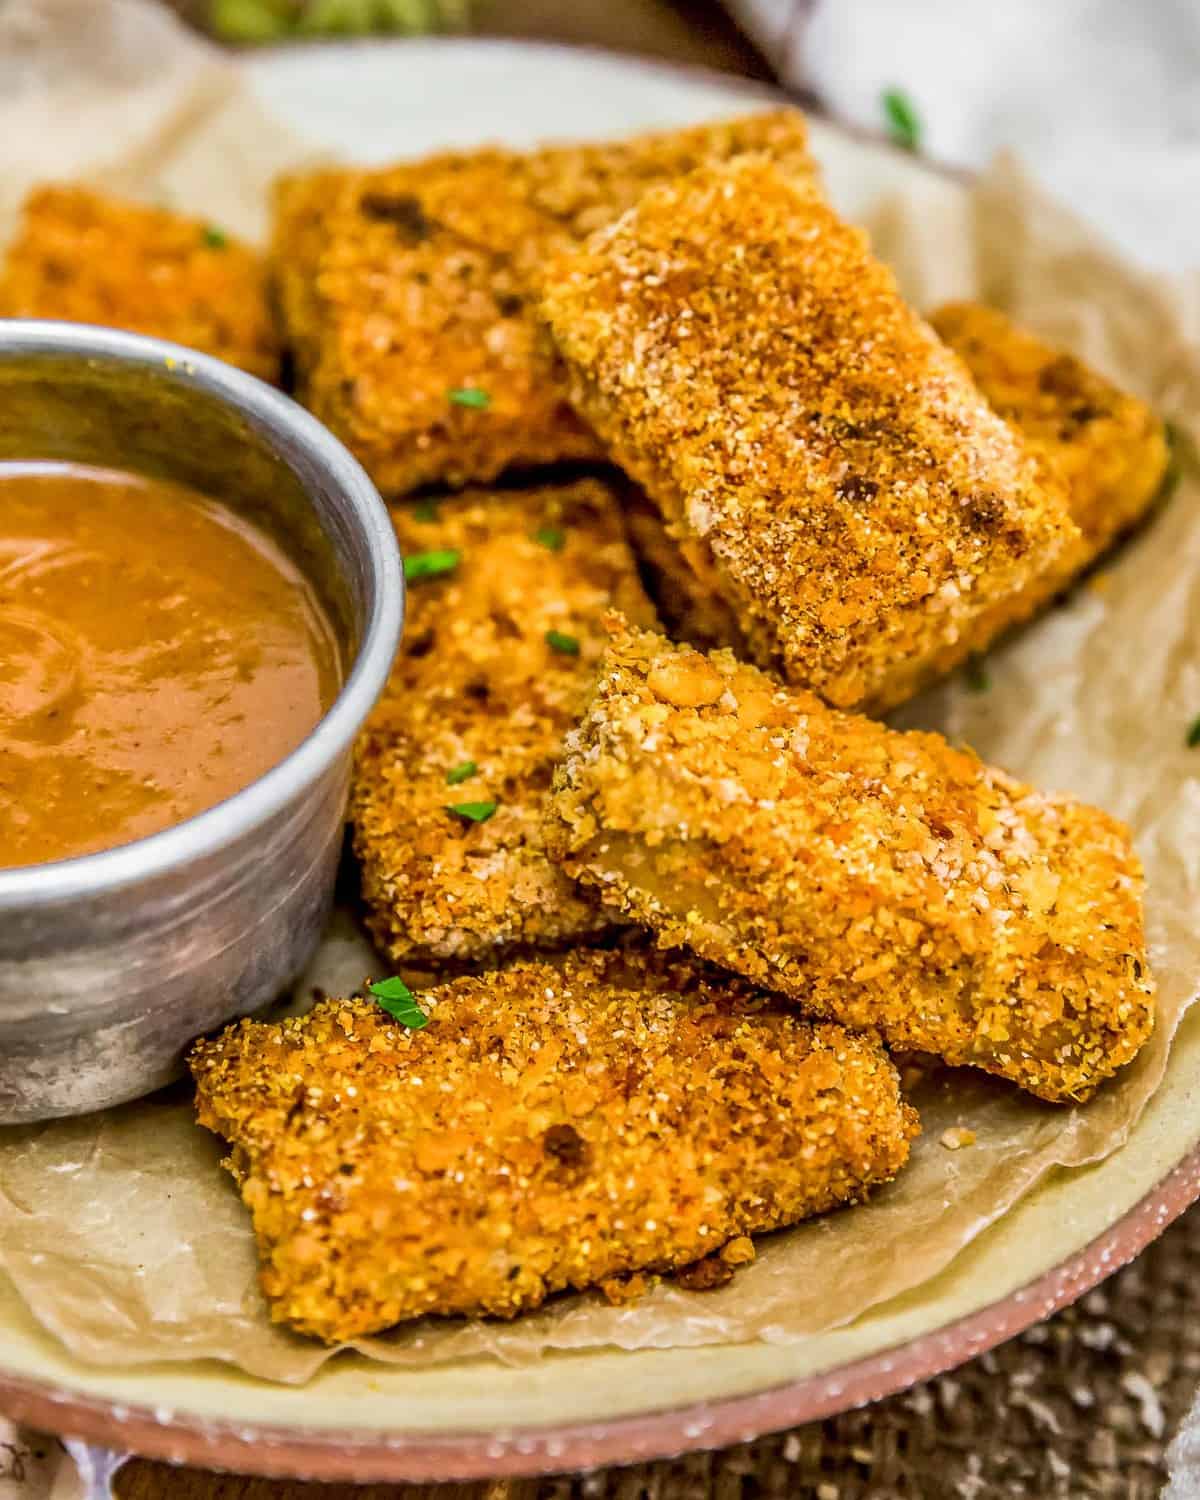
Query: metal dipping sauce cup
0,321,404,1122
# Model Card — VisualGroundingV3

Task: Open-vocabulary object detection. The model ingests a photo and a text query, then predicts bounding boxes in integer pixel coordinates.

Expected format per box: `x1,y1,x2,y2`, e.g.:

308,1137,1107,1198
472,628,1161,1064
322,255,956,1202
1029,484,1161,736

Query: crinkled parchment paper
0,0,307,247
2,0,1200,1387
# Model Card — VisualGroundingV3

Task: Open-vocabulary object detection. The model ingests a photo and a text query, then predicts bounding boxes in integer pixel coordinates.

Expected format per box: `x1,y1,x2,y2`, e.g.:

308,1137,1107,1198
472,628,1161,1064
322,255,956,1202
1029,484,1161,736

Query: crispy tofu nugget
544,619,1155,1103
0,185,279,381
539,159,1077,713
351,479,656,967
629,304,1169,662
190,950,918,1341
930,301,1169,649
272,110,813,494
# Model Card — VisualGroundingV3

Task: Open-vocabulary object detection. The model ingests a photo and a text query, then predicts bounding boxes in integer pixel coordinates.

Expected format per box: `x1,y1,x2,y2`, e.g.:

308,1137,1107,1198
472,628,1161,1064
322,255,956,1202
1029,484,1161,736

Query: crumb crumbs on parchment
720,1234,756,1267
941,1127,977,1150
677,1235,758,1291
600,1272,654,1305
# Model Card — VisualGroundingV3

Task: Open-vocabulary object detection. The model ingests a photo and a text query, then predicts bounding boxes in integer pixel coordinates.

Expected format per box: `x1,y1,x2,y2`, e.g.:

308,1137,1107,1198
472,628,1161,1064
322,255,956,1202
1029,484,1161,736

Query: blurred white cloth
0,1425,88,1500
726,0,1200,273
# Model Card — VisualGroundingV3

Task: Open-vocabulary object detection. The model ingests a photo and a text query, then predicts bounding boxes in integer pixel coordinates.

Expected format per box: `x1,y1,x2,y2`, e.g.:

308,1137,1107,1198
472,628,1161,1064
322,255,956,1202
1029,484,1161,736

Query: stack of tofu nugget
4,109,1168,1343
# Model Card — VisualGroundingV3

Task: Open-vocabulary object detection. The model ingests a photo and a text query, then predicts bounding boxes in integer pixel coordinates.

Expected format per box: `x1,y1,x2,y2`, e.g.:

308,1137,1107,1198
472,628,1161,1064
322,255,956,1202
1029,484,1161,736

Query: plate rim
240,31,954,175
0,33,1184,1485
0,1142,1197,1482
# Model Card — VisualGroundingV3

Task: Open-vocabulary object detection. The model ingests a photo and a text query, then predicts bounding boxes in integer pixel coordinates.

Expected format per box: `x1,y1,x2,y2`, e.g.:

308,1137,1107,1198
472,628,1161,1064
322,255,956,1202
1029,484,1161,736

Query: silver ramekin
0,321,404,1122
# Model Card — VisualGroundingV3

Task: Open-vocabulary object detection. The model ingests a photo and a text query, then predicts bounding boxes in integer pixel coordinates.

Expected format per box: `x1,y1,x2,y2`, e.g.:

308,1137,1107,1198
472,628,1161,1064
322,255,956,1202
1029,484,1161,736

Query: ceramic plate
1,38,1198,1486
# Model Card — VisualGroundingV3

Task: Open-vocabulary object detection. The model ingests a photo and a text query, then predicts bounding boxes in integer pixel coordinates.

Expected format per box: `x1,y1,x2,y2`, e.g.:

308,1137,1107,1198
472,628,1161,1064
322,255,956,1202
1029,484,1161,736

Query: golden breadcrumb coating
626,303,1169,663
538,158,1078,713
351,479,657,967
271,110,814,495
544,619,1155,1103
930,301,1170,652
0,185,279,381
190,949,918,1341
270,167,346,380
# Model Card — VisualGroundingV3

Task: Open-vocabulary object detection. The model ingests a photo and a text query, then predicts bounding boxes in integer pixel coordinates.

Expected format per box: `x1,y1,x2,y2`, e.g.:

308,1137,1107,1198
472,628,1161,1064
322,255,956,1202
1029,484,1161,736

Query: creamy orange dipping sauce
0,463,341,868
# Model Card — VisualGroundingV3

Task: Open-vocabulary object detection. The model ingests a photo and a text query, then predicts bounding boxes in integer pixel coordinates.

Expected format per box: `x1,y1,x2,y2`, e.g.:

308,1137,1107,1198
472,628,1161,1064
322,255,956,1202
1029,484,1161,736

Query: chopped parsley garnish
1187,716,1200,748
201,224,228,249
533,526,566,551
446,799,498,823
368,976,428,1029
964,655,990,693
448,386,491,410
882,89,922,152
545,629,580,656
412,497,440,522
404,548,460,582
446,760,477,785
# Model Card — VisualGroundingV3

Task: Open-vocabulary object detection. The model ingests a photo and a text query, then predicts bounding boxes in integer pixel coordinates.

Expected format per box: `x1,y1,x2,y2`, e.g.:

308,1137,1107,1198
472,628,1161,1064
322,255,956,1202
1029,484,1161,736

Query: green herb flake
404,548,460,582
446,760,477,786
533,526,566,552
448,386,491,410
368,976,429,1029
545,629,580,656
201,224,229,250
882,89,922,152
964,655,990,693
412,497,440,522
446,799,498,823
1187,716,1200,748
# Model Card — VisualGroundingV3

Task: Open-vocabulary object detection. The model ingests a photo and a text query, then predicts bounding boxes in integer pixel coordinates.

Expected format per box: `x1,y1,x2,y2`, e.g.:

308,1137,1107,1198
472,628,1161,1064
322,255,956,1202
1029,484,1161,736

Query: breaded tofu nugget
351,479,656,967
539,159,1078,713
931,301,1169,646
544,619,1155,1103
0,185,279,381
190,950,918,1341
629,303,1169,663
272,110,813,494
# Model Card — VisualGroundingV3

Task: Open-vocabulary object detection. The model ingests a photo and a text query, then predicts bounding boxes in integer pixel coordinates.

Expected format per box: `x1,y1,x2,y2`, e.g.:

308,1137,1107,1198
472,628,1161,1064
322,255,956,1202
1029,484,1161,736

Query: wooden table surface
109,2,767,1497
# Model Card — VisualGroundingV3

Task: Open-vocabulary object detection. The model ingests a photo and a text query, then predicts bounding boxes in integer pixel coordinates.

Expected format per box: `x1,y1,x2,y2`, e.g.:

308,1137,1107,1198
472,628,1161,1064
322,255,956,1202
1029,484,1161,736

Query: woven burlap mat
114,1198,1196,1498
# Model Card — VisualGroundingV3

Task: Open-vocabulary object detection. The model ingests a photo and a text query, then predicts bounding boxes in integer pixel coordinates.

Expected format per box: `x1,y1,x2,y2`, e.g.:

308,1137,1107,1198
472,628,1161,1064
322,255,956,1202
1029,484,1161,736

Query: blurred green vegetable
210,0,474,43
882,87,922,152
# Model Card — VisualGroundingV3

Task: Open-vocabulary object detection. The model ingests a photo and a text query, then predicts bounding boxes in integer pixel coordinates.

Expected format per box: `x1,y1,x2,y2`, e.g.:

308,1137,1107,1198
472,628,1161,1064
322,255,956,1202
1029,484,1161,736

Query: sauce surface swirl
0,463,340,869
